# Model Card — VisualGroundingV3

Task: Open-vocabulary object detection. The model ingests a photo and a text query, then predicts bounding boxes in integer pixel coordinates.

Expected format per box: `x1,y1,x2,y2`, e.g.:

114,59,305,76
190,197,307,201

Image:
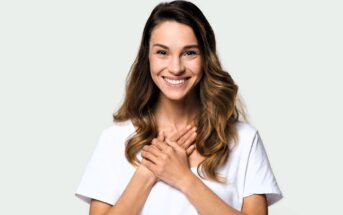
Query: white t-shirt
75,120,282,214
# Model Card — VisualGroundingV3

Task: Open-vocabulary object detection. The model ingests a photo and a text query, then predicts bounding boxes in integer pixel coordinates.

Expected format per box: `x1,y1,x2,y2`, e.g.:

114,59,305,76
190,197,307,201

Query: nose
168,56,185,75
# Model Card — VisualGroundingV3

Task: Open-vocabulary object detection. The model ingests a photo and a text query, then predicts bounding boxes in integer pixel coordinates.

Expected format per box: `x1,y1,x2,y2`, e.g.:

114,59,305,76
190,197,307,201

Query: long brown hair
113,0,248,182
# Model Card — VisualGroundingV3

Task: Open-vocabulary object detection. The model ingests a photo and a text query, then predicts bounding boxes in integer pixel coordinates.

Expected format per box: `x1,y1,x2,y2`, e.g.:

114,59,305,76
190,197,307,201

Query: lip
162,76,190,88
162,76,191,80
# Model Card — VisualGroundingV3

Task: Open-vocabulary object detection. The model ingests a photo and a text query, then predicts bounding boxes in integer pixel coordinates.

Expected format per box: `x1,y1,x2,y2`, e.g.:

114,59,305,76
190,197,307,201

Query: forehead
150,21,198,47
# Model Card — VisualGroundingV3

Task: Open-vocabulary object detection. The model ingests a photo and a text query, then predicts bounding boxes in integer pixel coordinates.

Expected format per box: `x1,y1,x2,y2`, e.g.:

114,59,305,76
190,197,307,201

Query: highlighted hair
113,1,248,182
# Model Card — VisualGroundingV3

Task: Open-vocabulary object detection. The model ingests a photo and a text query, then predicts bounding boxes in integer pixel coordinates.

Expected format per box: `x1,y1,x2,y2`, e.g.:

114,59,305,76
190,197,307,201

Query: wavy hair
113,0,248,182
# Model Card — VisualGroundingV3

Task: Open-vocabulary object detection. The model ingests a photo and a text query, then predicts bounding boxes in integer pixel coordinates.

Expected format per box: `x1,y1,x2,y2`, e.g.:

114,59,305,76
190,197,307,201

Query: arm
141,140,268,215
90,126,197,215
179,171,267,215
90,164,156,215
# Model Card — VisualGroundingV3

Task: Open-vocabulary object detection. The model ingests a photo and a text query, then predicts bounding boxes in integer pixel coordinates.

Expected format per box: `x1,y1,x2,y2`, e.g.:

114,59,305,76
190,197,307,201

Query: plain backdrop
0,0,342,214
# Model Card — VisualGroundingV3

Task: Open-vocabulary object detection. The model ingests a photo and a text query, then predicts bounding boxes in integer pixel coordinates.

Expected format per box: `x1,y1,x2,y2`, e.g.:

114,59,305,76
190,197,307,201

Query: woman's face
149,21,203,102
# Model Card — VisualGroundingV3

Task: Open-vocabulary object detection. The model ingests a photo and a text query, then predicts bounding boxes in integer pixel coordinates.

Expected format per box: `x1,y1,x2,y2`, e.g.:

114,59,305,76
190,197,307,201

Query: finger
186,144,196,156
157,130,165,141
141,158,157,173
143,145,163,158
169,125,192,142
181,130,197,149
152,136,171,152
165,139,181,151
179,128,197,148
168,130,180,142
157,140,171,152
151,138,164,151
176,125,193,141
141,147,159,164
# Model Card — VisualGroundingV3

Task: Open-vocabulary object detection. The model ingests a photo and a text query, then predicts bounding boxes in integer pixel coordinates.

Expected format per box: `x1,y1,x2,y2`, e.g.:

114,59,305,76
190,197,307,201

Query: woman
75,1,282,214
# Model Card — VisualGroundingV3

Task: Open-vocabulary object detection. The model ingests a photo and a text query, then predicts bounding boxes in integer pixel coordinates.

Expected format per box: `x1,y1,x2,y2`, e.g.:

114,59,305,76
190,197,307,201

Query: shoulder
234,120,259,141
101,120,136,139
95,120,135,150
228,120,261,154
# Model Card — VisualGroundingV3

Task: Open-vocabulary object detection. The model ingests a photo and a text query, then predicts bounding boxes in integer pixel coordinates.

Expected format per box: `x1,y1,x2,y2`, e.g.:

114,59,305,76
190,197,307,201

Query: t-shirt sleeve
243,131,283,206
74,129,119,206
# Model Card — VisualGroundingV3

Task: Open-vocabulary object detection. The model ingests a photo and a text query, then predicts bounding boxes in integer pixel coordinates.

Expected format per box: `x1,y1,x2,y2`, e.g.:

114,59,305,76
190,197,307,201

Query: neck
154,93,200,131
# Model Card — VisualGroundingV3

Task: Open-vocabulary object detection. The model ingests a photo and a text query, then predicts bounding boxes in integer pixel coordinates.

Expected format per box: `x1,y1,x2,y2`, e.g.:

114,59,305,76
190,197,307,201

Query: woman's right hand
139,125,197,183
137,130,166,183
164,125,197,156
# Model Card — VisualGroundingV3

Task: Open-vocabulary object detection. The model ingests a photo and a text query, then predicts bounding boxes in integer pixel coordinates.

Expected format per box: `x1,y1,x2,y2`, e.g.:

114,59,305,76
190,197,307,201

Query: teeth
164,78,186,85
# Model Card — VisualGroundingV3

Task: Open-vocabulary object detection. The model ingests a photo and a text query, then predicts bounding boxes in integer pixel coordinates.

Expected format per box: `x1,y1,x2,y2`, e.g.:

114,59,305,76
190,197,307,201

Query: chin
165,96,187,102
160,92,188,102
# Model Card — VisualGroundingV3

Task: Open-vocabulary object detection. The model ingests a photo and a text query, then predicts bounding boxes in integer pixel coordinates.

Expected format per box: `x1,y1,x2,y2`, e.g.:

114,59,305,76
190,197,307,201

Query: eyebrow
152,43,199,50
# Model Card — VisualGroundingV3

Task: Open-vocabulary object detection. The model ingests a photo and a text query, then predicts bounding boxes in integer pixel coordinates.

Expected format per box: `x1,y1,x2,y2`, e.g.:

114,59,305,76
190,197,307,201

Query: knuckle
161,154,168,161
158,140,164,146
166,147,173,154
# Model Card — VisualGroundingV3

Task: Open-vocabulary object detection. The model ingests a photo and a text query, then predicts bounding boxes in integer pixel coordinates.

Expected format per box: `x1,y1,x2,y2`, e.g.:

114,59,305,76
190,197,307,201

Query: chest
139,170,241,215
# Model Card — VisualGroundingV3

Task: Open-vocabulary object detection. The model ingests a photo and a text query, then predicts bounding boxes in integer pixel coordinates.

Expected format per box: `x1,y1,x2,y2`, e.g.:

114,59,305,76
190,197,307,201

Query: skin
141,135,267,215
145,21,268,215
90,21,268,215
149,21,203,103
90,126,197,215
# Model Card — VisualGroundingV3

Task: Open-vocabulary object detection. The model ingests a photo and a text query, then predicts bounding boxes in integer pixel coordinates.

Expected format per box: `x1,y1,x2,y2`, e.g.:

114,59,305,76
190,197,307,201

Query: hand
136,163,158,184
141,132,195,190
136,132,166,184
164,125,197,156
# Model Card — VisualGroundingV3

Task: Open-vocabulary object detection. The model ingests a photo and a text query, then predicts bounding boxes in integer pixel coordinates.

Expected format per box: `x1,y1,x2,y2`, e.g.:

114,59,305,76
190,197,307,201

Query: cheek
187,59,202,75
149,57,164,75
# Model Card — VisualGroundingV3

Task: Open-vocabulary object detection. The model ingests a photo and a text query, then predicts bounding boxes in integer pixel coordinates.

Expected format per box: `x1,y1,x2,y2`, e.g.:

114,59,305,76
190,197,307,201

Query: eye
156,50,167,55
184,50,197,56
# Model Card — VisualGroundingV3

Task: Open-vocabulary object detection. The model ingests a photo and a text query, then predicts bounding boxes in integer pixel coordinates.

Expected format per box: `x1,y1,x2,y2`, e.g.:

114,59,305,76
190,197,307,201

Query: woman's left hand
141,132,193,189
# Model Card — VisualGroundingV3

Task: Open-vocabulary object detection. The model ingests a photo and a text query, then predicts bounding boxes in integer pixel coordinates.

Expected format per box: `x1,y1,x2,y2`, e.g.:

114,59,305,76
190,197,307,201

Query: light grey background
0,0,342,214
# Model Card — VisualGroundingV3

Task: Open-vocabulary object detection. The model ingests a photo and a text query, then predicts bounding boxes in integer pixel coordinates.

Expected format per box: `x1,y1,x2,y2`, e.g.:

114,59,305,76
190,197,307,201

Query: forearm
180,173,245,215
104,166,156,215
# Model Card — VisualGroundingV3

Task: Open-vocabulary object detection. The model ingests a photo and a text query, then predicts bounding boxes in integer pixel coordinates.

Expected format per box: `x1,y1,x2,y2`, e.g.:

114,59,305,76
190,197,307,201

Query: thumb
158,130,165,141
165,139,181,150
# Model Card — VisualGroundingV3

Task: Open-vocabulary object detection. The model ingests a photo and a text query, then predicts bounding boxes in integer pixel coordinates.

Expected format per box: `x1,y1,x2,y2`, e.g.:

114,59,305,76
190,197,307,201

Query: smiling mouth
162,76,191,85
